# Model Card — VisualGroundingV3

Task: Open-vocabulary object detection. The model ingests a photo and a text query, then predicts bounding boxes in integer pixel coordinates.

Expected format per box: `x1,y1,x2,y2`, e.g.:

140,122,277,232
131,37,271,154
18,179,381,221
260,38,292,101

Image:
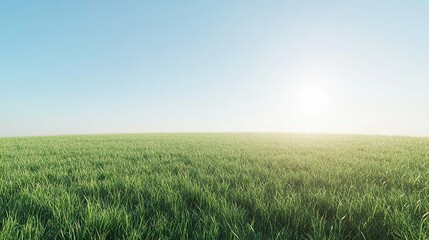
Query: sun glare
296,84,330,116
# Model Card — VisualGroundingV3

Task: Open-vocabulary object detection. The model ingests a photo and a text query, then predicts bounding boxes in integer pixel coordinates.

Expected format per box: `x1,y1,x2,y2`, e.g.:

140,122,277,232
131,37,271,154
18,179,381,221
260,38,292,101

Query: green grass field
0,134,428,239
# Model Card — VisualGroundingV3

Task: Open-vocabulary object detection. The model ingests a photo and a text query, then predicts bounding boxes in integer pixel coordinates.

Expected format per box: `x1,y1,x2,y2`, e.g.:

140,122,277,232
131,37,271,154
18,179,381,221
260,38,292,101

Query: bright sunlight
295,84,331,117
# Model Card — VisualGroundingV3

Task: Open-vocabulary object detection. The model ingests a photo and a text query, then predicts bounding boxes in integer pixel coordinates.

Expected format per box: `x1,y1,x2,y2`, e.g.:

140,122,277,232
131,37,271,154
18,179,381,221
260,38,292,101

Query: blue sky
1,1,428,137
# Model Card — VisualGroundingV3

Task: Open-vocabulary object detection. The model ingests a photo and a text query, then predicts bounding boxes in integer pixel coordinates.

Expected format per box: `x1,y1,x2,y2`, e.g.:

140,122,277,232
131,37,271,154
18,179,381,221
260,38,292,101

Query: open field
0,133,428,239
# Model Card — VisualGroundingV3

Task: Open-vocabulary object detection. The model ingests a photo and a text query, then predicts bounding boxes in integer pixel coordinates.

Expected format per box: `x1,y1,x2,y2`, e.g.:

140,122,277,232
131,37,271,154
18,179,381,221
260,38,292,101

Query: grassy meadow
0,133,428,239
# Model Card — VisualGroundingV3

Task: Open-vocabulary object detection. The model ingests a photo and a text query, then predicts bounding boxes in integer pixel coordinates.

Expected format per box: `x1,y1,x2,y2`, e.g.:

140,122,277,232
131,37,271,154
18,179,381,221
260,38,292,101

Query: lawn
0,133,428,239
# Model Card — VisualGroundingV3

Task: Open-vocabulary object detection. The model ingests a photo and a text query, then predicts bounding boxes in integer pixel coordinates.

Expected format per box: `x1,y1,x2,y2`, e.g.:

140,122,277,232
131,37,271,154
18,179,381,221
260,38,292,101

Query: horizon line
1,131,428,139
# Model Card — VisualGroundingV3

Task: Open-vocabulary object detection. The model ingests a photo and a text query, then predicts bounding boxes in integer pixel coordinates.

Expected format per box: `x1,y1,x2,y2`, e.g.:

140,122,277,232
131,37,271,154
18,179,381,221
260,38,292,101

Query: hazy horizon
1,1,428,137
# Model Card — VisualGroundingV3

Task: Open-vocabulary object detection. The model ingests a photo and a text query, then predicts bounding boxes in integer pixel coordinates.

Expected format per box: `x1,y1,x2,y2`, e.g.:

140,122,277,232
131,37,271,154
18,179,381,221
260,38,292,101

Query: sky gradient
1,1,428,137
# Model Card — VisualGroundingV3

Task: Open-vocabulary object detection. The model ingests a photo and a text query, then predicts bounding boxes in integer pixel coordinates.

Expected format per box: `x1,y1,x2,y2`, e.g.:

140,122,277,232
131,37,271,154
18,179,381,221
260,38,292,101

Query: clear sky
1,1,428,137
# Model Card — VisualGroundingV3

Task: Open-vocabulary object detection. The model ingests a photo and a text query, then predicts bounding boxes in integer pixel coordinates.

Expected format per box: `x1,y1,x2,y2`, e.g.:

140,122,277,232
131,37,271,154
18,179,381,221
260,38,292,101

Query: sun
296,84,330,116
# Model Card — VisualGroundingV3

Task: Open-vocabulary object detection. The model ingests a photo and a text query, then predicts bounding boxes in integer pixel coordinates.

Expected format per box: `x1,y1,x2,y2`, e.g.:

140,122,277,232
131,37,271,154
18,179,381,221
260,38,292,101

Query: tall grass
0,133,428,239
